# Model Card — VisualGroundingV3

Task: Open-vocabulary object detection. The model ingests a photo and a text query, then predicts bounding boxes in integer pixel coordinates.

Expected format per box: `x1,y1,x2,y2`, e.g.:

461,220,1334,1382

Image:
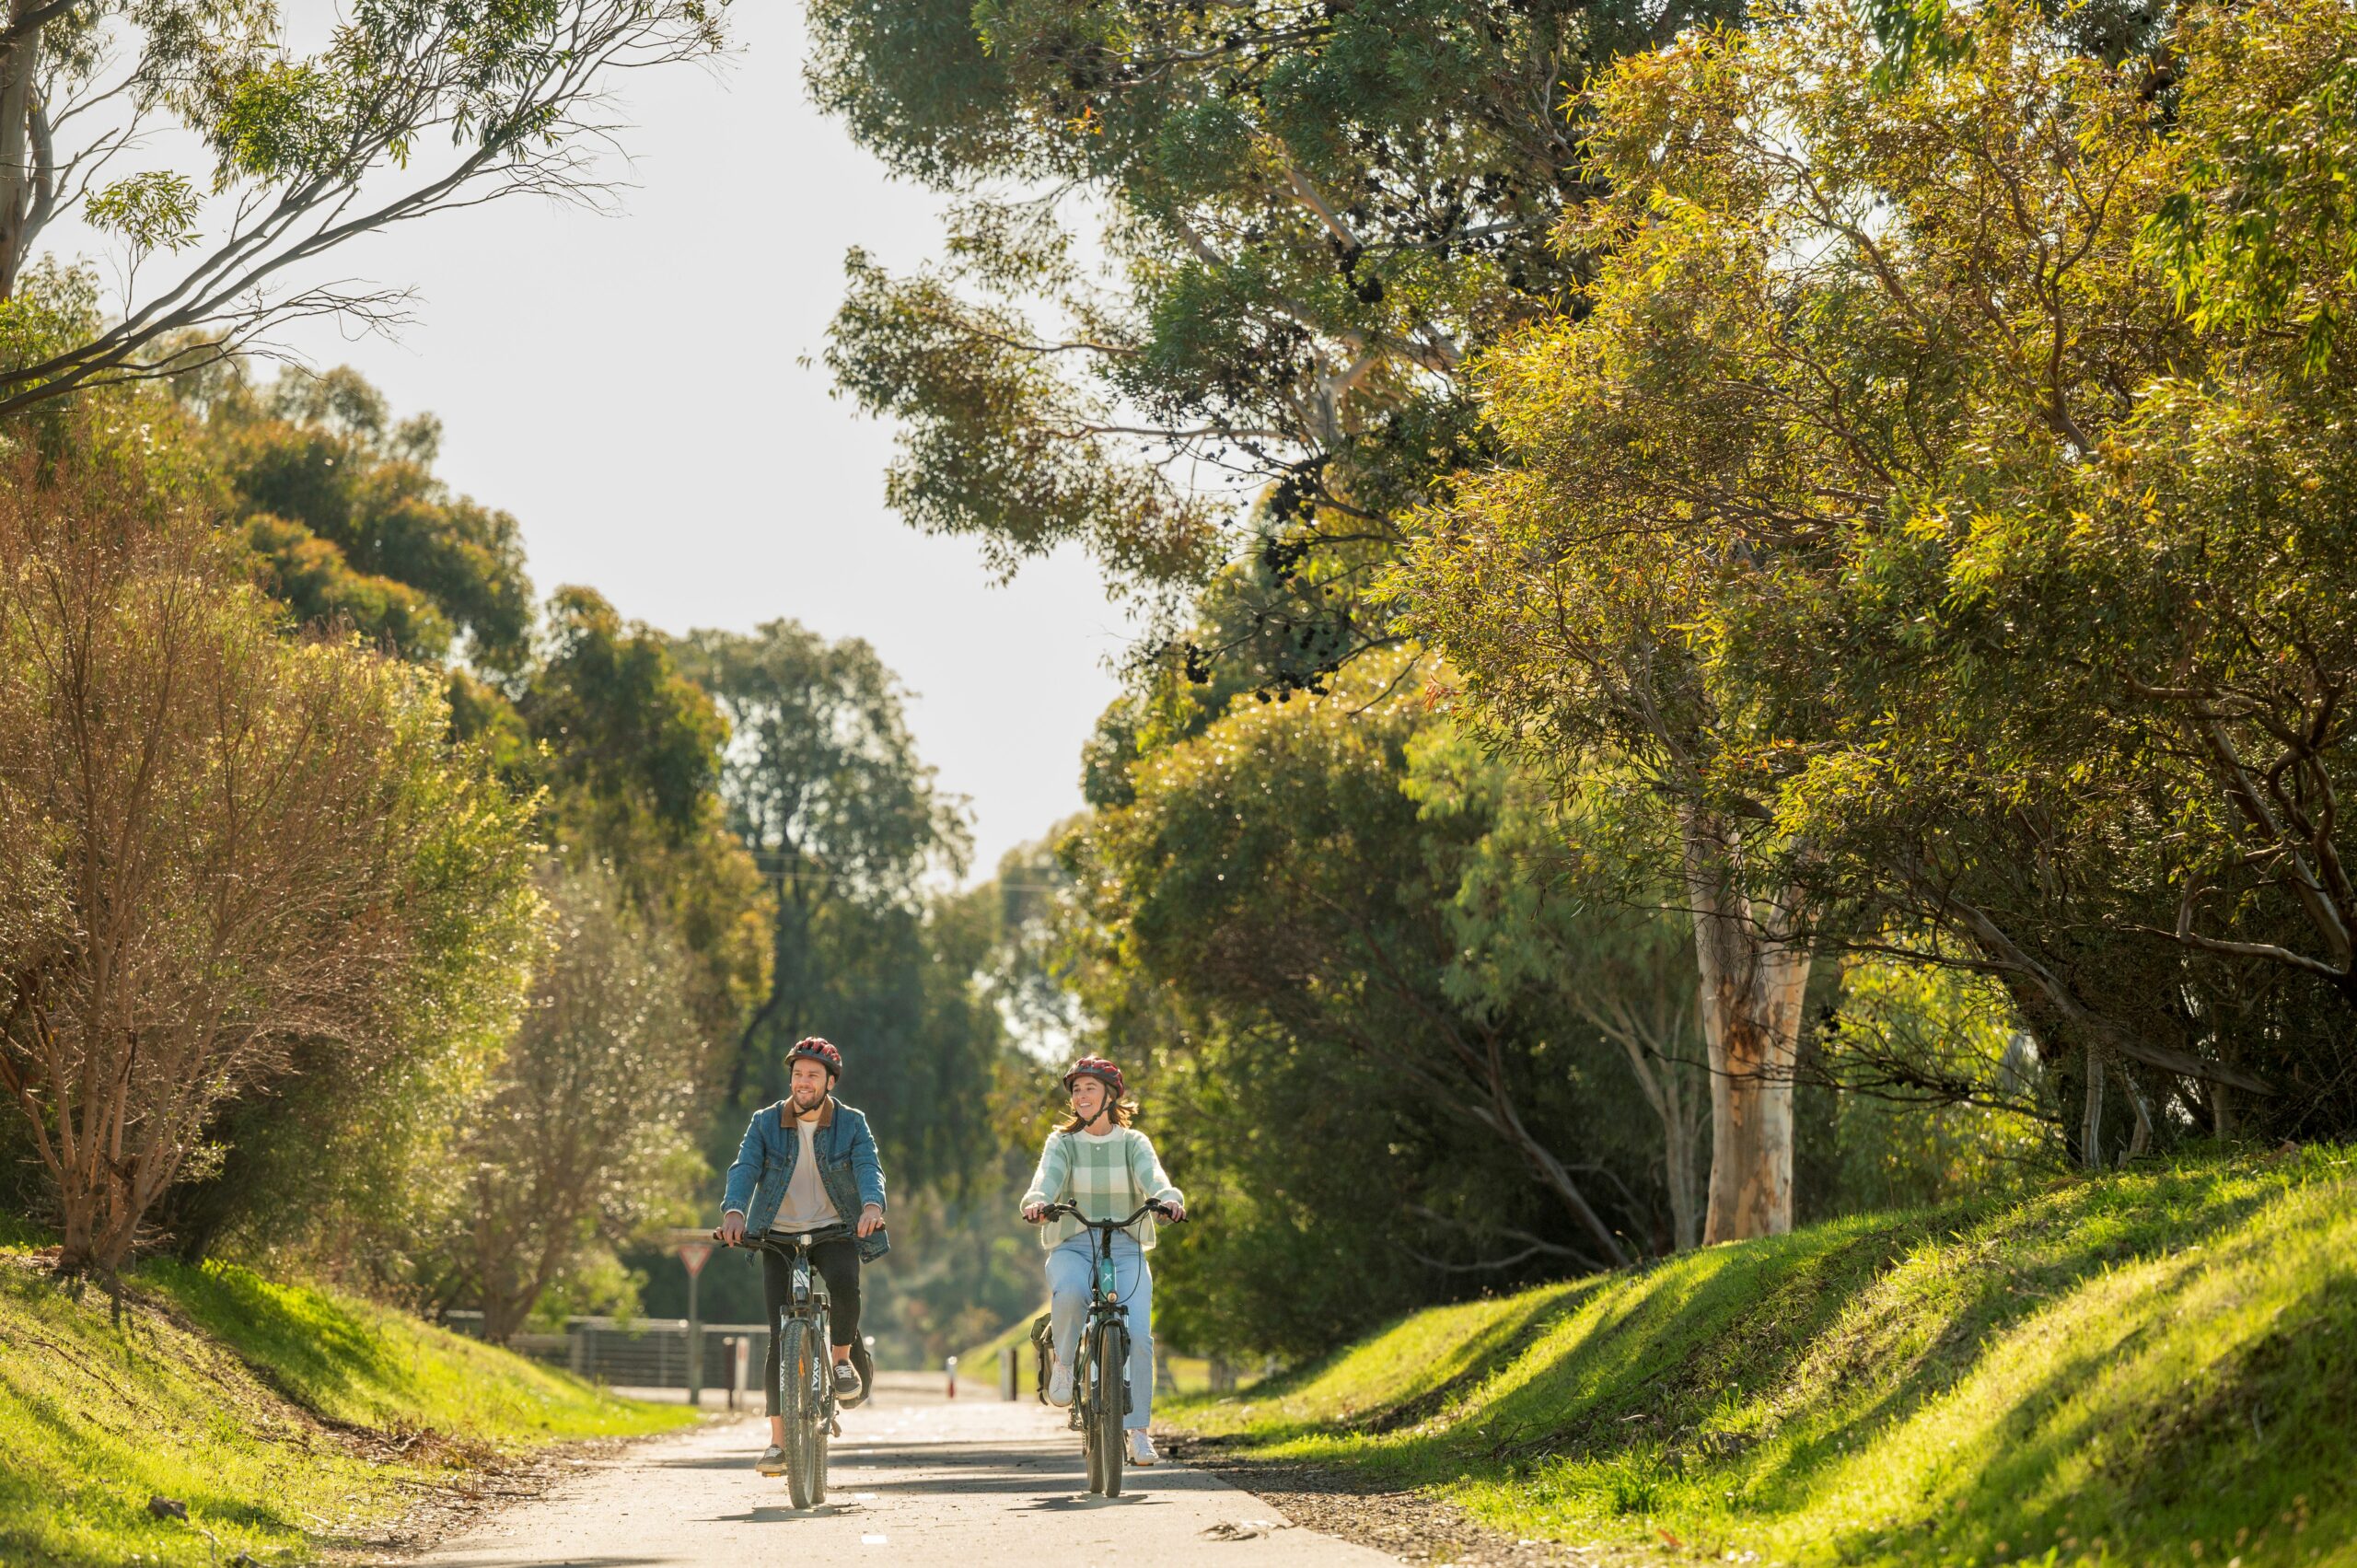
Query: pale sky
91,3,1142,878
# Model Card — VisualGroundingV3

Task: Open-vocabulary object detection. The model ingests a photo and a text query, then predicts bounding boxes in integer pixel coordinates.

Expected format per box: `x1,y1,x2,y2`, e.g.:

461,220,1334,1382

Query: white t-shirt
769,1112,842,1234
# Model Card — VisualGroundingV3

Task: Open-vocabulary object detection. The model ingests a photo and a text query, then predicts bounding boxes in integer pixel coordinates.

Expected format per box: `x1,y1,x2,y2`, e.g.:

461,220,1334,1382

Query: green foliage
670,620,998,1192
0,0,730,415
182,364,535,669
83,173,203,255
0,1250,691,1568
445,862,708,1341
1819,957,2051,1214
0,433,544,1274
812,0,1742,692
2145,0,2357,374
530,587,729,842
1172,1150,2357,1566
1069,656,1705,1353
1405,0,2357,1145
520,587,772,1059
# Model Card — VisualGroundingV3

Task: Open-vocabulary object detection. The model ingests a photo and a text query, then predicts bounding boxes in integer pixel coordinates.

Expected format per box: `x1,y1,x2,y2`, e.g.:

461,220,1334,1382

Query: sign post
679,1240,713,1407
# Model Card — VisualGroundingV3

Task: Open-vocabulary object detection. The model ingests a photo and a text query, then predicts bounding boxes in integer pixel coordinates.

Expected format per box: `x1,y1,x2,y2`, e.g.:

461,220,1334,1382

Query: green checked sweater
1021,1127,1185,1250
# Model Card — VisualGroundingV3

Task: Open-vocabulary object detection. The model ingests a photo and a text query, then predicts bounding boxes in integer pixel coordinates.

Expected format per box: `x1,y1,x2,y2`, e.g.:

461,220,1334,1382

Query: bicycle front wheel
1078,1337,1104,1493
1093,1320,1129,1498
780,1318,819,1510
810,1308,831,1505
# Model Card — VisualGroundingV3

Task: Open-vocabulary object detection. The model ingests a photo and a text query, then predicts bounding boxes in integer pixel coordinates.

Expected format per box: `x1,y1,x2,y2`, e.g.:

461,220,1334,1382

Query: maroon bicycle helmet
787,1037,843,1081
1062,1056,1125,1098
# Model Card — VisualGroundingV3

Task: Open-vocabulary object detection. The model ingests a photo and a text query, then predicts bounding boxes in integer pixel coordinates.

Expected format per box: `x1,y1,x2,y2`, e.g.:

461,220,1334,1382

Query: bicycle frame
1033,1200,1173,1496
732,1227,846,1407
720,1224,854,1507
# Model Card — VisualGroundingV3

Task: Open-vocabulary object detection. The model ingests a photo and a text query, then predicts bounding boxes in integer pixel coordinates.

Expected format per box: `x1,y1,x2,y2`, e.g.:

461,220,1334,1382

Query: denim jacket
720,1096,890,1262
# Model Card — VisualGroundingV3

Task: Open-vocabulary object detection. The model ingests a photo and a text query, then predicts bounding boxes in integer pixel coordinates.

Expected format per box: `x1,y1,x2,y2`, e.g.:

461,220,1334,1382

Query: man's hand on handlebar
718,1211,747,1246
858,1203,886,1239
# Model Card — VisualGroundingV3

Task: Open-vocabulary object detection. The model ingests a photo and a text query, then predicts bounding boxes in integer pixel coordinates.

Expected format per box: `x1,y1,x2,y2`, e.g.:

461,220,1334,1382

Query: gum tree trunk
1681,808,1814,1244
0,2,51,300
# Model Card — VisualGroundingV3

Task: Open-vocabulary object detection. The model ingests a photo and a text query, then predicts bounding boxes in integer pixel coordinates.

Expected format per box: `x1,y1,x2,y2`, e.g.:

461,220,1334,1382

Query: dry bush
0,442,537,1274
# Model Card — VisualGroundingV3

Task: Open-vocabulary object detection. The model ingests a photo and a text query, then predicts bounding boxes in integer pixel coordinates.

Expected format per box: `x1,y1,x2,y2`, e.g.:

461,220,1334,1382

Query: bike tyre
810,1413,830,1506
811,1307,831,1507
1094,1320,1129,1498
1080,1337,1104,1494
781,1318,818,1510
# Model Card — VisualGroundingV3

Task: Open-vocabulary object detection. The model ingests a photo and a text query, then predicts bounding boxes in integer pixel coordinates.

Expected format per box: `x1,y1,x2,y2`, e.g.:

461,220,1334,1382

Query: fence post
733,1334,749,1411
946,1354,958,1400
1000,1342,1017,1400
569,1320,588,1376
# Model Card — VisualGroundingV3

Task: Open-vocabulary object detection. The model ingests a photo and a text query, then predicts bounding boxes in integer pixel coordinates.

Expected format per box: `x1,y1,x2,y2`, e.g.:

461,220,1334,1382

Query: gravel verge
1159,1430,1673,1567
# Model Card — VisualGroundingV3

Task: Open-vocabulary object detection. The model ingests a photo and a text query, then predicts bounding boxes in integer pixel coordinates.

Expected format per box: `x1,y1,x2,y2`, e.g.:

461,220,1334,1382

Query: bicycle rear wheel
1093,1320,1129,1498
780,1318,819,1510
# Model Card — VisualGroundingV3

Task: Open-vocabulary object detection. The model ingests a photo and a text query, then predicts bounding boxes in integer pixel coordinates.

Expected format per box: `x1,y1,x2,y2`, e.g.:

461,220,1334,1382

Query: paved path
416,1377,1395,1568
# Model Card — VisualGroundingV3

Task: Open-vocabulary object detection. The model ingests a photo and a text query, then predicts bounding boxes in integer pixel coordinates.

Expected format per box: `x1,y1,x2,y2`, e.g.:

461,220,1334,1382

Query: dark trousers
761,1234,868,1415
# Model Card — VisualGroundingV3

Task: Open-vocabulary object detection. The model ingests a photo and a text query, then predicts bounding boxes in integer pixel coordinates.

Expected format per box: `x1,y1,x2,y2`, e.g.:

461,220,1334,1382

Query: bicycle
717,1224,859,1509
1028,1200,1176,1498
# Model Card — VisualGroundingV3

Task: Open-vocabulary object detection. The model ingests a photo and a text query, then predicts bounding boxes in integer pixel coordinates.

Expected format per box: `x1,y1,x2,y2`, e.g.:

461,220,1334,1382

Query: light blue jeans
1047,1230,1155,1430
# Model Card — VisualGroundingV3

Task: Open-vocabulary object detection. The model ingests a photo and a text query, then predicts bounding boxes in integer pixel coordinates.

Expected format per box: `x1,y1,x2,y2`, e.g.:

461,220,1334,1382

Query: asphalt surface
414,1376,1397,1567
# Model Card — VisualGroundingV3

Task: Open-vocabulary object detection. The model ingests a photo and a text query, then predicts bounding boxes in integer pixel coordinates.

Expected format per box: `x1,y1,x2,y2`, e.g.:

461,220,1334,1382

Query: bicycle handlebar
1028,1200,1179,1227
714,1222,862,1252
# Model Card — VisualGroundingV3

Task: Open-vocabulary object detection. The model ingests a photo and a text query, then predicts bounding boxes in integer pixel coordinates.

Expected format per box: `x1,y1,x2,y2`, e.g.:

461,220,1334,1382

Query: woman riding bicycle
1020,1056,1184,1469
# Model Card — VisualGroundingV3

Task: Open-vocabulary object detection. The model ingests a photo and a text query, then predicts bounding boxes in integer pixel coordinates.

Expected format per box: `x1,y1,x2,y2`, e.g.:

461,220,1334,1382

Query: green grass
1167,1148,2357,1567
0,1249,697,1568
957,1300,1049,1389
956,1301,1229,1398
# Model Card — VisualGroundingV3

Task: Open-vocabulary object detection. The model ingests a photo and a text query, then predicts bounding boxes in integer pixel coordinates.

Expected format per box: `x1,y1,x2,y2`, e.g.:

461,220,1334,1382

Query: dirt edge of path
1158,1430,1667,1567
339,1421,713,1566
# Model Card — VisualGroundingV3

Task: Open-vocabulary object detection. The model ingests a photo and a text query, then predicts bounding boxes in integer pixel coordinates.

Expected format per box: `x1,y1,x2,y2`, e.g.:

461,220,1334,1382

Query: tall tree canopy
1406,0,2357,1176
196,365,535,672
670,621,993,1191
811,0,1739,690
0,0,729,416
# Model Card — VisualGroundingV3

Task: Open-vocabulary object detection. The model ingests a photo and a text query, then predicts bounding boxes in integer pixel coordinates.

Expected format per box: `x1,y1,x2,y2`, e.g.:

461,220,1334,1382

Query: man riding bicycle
719,1037,888,1477
1021,1056,1184,1469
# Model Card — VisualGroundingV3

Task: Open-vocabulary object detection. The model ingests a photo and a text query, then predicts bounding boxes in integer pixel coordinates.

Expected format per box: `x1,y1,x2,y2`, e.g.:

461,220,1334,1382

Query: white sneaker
1128,1430,1158,1467
1048,1356,1073,1407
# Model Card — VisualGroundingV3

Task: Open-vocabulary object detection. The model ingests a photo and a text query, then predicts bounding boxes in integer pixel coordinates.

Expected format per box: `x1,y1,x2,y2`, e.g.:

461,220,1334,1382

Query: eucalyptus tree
0,0,728,416
1407,0,2357,1198
1073,654,1667,1272
810,0,1738,691
454,861,705,1342
669,621,972,1128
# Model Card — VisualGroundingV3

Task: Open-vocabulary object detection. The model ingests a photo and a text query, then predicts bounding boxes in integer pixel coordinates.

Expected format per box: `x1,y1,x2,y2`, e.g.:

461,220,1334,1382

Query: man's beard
791,1084,827,1111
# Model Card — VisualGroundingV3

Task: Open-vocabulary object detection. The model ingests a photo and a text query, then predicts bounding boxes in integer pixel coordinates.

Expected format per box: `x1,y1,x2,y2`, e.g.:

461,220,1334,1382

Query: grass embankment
1168,1150,2357,1567
0,1248,696,1567
958,1305,1046,1389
